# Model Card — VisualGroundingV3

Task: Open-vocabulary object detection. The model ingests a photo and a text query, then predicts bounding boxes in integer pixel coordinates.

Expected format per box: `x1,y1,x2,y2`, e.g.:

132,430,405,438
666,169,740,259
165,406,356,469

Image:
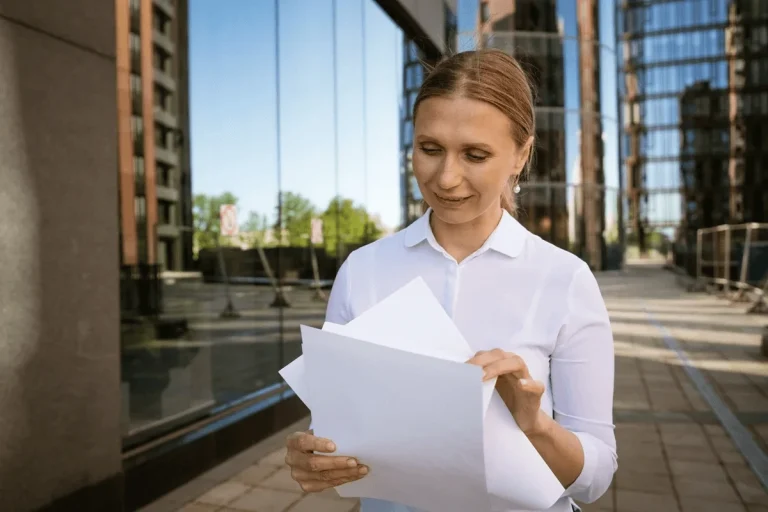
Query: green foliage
275,191,316,246
240,211,270,248
193,192,238,254
321,196,383,256
192,191,383,256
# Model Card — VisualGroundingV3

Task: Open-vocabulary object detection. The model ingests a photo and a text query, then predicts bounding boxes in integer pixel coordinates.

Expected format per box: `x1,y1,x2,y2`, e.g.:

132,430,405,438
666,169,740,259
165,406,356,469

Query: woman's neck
430,205,504,263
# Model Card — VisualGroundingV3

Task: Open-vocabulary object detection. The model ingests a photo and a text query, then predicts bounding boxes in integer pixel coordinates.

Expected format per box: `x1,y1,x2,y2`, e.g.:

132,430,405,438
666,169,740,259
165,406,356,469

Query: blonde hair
413,49,536,214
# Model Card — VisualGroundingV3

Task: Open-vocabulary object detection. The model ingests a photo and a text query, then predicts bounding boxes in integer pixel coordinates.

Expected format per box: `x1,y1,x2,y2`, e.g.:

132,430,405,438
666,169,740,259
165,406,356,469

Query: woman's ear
516,136,534,173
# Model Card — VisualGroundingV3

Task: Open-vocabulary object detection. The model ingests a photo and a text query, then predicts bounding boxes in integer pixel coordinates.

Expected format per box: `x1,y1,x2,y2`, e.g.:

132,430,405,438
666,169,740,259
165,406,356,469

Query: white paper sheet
484,392,565,510
301,325,490,512
296,277,495,413
278,357,310,407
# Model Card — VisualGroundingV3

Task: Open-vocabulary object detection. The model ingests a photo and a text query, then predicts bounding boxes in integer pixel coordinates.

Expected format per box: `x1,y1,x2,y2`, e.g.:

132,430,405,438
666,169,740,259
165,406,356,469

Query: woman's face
412,95,531,224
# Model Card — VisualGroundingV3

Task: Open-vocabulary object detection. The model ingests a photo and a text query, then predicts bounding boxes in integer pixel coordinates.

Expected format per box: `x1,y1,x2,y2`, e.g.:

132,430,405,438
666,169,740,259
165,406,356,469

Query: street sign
310,218,324,244
220,204,239,237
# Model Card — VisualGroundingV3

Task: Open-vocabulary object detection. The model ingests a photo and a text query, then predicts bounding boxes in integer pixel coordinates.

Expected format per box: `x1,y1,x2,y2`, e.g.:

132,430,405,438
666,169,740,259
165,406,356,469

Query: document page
302,325,490,512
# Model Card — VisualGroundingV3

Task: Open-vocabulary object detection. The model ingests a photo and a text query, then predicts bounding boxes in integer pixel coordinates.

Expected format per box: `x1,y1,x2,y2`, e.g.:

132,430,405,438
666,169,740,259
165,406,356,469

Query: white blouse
323,209,617,512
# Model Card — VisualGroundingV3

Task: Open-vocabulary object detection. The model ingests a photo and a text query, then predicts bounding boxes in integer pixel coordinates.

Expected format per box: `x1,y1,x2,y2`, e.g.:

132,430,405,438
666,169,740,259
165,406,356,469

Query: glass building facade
477,0,624,270
118,0,455,460
618,0,768,257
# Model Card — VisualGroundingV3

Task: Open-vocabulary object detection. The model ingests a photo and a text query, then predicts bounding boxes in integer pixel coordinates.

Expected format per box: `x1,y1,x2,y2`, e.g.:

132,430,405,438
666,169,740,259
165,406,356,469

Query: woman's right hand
285,430,369,492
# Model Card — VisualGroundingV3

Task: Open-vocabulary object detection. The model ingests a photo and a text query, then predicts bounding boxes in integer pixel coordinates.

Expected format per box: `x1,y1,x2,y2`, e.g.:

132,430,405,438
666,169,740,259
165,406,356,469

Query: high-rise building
476,0,620,269
117,0,192,275
618,0,768,253
400,3,457,226
478,0,570,249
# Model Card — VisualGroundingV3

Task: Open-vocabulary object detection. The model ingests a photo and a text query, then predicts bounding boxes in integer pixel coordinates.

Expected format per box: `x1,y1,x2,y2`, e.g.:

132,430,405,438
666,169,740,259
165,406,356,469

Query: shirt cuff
562,431,598,499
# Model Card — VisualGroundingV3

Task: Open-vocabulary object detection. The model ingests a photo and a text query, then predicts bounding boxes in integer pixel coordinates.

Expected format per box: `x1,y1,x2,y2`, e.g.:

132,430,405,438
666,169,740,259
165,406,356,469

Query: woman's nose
436,155,463,189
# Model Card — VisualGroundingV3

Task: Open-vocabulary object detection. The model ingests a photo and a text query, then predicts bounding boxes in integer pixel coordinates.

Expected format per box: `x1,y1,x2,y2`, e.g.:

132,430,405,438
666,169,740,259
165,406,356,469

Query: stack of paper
280,277,564,512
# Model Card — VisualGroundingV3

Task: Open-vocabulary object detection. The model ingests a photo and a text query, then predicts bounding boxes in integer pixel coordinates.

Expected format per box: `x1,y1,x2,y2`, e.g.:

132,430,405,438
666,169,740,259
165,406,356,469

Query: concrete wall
0,1,122,510
393,0,457,54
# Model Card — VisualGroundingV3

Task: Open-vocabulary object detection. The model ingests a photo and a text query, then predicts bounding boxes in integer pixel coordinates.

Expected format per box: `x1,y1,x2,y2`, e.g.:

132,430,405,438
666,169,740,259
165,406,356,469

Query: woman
284,49,617,512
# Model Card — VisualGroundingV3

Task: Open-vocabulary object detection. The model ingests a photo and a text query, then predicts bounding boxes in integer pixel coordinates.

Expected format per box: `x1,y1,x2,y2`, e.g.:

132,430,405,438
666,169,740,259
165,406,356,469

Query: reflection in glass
619,0,768,261
118,0,410,444
477,0,623,270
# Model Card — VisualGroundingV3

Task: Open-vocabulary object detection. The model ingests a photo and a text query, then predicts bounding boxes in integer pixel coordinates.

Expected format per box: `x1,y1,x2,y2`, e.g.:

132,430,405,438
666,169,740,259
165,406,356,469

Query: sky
189,0,403,229
188,0,626,231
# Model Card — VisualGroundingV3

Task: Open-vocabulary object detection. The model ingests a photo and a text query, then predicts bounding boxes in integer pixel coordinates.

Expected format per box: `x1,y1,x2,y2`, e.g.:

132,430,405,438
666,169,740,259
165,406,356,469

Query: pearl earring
513,184,521,194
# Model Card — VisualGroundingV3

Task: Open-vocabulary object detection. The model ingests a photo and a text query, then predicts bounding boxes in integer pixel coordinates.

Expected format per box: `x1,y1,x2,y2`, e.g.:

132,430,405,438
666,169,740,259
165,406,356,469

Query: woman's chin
429,203,476,225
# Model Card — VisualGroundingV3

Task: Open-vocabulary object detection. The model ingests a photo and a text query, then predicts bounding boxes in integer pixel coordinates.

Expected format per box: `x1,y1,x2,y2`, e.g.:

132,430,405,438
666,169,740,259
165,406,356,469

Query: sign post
309,218,326,301
218,204,240,318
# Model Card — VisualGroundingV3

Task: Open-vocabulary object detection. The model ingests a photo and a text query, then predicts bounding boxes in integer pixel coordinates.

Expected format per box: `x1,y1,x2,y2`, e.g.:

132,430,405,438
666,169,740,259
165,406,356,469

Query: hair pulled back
413,49,536,214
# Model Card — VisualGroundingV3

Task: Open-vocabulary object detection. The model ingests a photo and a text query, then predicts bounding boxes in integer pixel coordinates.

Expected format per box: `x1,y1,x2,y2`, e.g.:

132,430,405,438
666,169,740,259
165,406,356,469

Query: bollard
762,326,768,358
270,288,291,308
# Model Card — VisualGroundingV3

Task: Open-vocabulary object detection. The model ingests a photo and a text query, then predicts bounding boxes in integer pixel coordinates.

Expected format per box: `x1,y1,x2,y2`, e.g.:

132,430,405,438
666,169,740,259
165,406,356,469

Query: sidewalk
141,264,768,512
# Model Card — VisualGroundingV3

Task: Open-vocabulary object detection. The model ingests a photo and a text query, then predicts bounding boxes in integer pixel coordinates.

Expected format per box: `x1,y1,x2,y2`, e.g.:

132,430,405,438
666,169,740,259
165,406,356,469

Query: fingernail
358,466,369,475
326,442,336,452
519,379,528,386
347,458,357,467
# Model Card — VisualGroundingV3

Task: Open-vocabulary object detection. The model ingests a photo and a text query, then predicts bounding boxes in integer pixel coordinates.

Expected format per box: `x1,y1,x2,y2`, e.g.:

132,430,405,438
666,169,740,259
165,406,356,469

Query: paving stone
261,448,288,467
747,505,768,512
616,468,674,494
233,465,280,486
617,440,665,460
288,494,359,512
318,488,348,501
668,460,728,482
259,468,304,493
226,487,301,512
615,489,679,512
177,504,219,512
665,444,718,462
704,425,727,437
734,476,768,506
196,481,252,507
615,424,660,444
615,454,668,475
678,498,746,512
660,430,709,448
673,478,741,503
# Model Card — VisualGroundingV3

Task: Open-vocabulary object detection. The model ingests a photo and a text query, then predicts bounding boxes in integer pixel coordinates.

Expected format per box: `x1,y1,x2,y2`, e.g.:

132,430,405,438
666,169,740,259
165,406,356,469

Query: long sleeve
310,258,352,432
325,258,353,325
551,263,618,504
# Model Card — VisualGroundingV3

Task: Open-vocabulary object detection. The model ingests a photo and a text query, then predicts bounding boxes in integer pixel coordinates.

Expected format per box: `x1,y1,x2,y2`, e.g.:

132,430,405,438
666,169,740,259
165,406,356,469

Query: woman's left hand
467,349,548,436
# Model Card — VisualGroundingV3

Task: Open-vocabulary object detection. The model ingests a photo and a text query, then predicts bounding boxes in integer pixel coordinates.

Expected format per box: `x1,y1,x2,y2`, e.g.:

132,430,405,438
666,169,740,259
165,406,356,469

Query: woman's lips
434,194,471,207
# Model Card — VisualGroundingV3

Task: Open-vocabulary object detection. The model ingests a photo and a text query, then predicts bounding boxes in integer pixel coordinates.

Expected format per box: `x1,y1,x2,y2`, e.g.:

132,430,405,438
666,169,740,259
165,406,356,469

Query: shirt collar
403,208,528,259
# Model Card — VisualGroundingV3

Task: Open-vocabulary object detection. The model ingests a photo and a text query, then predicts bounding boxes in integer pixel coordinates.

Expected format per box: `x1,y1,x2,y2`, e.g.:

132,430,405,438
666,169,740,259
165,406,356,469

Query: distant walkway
141,264,768,512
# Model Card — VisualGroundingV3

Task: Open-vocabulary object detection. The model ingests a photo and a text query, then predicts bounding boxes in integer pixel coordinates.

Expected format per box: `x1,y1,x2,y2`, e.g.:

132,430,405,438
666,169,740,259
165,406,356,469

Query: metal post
724,226,732,294
308,237,326,301
216,238,240,318
732,225,753,302
696,228,703,287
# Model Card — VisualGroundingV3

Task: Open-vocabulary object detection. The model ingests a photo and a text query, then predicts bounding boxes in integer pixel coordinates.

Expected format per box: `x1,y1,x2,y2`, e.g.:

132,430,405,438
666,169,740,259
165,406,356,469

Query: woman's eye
466,153,487,162
420,146,441,155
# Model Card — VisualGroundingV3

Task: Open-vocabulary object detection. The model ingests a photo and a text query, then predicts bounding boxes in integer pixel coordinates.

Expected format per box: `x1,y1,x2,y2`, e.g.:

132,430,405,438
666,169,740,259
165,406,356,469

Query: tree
321,196,382,256
275,191,316,246
240,211,270,248
193,192,238,255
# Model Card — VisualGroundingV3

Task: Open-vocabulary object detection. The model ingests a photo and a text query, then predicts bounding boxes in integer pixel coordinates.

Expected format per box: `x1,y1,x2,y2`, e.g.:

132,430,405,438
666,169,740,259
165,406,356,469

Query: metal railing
696,223,768,314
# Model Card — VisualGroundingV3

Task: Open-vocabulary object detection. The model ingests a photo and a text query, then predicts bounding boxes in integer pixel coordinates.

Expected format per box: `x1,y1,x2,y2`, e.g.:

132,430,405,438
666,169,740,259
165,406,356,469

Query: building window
159,201,174,225
134,156,145,179
134,196,147,221
157,163,172,187
153,7,172,37
480,1,490,23
154,84,174,114
153,46,171,73
129,0,140,30
129,33,142,71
